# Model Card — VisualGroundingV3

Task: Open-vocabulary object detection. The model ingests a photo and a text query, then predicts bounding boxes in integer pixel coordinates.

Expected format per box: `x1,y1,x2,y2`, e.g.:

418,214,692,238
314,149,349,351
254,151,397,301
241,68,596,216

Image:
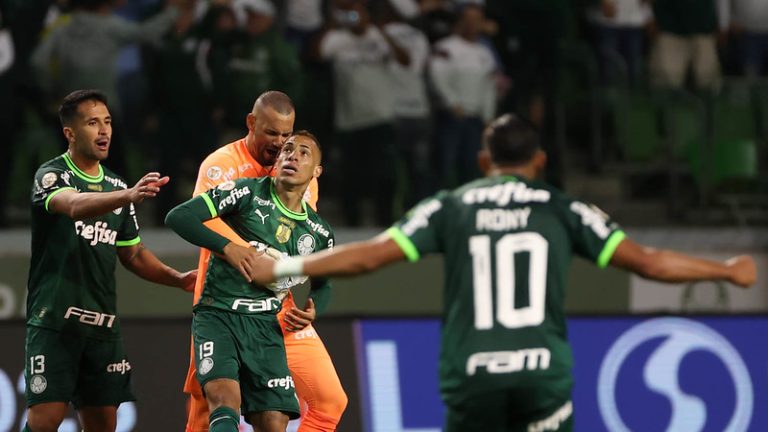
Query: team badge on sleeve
41,172,57,189
297,234,316,255
217,181,236,191
206,166,222,180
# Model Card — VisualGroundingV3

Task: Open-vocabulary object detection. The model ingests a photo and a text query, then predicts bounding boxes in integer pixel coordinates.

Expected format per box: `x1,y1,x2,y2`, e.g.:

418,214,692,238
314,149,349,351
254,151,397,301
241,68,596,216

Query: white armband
273,257,305,279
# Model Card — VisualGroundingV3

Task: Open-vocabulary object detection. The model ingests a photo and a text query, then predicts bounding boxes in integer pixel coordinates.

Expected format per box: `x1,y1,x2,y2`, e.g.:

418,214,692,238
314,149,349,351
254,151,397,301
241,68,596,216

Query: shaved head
253,91,295,116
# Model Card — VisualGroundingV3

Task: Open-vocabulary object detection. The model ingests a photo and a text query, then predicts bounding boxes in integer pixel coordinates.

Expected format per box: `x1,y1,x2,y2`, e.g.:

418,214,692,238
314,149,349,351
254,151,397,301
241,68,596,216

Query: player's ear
478,148,491,174
246,113,256,132
532,150,547,178
313,165,323,179
62,126,75,145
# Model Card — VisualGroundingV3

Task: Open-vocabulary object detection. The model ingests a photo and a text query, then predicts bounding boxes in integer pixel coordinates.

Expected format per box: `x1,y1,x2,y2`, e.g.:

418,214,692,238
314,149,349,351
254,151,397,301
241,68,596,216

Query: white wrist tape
273,257,305,279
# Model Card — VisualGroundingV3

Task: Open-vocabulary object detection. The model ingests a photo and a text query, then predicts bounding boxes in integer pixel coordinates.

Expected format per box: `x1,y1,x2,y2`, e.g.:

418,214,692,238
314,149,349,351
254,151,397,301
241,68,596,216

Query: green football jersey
28,153,141,340
387,175,625,403
194,177,334,316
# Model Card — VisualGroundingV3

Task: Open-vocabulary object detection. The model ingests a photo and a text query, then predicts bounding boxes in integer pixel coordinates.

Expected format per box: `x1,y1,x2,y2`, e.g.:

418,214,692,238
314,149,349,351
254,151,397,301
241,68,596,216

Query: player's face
247,106,295,167
63,100,112,162
276,135,322,186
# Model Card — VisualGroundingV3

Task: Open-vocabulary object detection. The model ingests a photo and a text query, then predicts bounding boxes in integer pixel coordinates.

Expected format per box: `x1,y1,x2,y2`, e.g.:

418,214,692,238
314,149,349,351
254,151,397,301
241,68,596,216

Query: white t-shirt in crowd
383,22,430,119
320,26,396,131
286,0,323,32
587,0,653,28
430,34,496,122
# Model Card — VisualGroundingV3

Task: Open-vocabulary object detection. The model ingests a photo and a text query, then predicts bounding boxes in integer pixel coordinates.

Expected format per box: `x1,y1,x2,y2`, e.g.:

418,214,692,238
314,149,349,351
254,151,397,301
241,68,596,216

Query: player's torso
199,178,331,316
437,177,575,397
28,156,135,338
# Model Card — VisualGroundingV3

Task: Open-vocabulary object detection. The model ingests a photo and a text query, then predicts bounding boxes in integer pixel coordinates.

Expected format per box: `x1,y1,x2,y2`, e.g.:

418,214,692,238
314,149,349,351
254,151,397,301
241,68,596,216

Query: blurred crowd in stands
0,0,766,228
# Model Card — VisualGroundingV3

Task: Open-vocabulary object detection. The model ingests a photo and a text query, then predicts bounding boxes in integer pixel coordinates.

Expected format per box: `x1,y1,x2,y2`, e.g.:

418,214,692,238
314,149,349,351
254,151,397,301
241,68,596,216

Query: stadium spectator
208,0,302,143
587,0,653,85
166,132,335,432
25,89,195,432
30,0,180,179
316,0,408,226
246,112,757,432
650,0,721,90
718,0,768,77
430,3,497,188
284,0,325,55
143,0,218,224
181,91,347,432
382,0,434,208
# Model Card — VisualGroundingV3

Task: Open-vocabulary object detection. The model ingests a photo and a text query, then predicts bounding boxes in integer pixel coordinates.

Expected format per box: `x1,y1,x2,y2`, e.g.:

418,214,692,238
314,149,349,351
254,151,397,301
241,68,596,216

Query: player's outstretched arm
165,196,263,282
49,172,169,219
117,243,196,291
250,233,407,285
609,237,757,288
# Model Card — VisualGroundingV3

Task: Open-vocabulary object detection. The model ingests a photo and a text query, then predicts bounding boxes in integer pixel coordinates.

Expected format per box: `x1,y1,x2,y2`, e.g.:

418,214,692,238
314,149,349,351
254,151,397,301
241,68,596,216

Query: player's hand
221,243,265,283
178,270,198,293
726,255,756,288
284,298,316,332
129,172,170,203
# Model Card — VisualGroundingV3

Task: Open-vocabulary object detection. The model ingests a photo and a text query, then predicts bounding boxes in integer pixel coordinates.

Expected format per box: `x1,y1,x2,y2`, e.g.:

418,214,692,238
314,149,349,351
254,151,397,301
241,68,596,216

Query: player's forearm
122,246,186,288
635,249,733,283
165,200,230,254
52,189,132,220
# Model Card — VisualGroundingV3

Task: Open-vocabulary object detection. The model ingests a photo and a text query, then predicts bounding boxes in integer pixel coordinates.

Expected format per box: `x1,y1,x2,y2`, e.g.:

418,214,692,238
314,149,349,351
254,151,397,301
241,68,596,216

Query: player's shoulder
35,154,67,174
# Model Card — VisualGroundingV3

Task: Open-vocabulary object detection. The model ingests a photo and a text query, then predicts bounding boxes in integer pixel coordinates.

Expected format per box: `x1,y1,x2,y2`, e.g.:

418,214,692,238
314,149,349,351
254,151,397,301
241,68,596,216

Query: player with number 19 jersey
194,177,334,315
28,153,140,340
386,175,625,405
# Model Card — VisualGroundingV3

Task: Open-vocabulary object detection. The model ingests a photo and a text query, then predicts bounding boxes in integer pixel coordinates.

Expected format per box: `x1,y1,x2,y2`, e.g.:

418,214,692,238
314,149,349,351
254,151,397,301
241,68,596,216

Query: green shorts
445,388,572,432
24,326,135,408
193,308,299,419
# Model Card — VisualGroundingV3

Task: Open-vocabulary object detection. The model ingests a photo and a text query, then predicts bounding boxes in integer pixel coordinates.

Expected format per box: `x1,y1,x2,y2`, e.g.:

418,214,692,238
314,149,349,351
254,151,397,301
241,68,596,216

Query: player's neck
67,149,100,176
487,165,537,180
274,182,305,213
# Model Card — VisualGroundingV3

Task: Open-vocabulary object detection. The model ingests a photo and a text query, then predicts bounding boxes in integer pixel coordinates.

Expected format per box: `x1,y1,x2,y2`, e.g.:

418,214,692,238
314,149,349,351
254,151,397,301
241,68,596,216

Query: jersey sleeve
32,167,76,212
560,197,626,268
193,151,239,195
116,202,141,247
386,192,450,262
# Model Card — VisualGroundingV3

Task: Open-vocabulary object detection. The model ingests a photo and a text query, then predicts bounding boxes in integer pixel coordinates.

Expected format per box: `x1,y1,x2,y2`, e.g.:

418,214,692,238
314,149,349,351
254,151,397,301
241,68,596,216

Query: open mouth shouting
95,137,110,153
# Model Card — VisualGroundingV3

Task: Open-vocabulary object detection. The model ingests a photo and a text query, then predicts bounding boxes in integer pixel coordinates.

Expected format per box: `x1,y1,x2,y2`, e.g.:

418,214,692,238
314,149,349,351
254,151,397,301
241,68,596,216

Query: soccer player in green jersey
246,113,757,432
165,131,335,432
26,89,196,432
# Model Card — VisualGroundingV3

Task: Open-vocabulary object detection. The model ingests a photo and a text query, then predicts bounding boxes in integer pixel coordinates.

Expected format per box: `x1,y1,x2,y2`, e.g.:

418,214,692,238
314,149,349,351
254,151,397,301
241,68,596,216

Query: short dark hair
483,113,541,165
289,130,322,161
253,91,295,116
59,89,108,126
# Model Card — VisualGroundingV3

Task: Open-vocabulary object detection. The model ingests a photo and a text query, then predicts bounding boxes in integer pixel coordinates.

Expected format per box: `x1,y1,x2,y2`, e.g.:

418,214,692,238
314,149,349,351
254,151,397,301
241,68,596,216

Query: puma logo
255,209,269,224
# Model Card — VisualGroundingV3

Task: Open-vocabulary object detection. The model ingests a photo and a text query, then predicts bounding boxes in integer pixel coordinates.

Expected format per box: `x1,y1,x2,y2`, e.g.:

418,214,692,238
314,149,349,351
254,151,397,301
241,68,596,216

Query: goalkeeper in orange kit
182,91,347,431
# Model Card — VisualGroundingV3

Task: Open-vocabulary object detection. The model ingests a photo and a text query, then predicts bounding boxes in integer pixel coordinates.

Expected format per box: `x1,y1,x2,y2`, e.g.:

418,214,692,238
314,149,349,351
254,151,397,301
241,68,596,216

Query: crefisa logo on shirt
597,318,753,431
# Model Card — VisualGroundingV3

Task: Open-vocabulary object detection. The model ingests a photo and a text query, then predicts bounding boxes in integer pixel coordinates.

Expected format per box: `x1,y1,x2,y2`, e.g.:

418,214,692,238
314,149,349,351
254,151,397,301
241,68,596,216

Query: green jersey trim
201,193,218,218
597,230,626,268
62,153,104,183
270,181,308,221
116,236,141,247
44,187,76,212
386,227,420,262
